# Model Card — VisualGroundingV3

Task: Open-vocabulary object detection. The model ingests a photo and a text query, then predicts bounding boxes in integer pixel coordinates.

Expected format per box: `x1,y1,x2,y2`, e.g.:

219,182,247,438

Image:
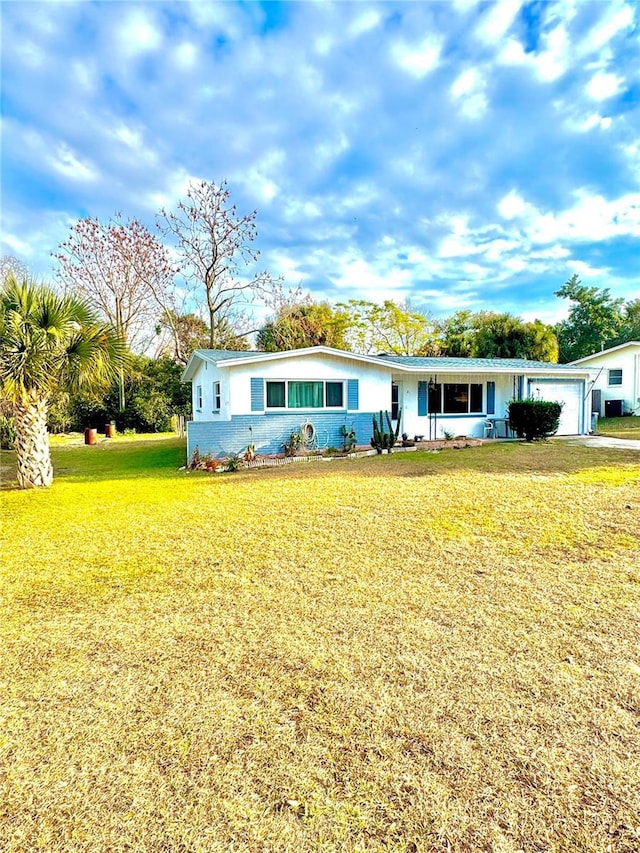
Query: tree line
1,177,638,488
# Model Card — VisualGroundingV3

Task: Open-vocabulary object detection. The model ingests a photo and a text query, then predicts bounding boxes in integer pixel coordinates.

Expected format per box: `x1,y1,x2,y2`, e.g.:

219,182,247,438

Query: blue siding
418,381,427,416
347,379,359,410
250,377,264,412
187,411,375,459
487,381,495,415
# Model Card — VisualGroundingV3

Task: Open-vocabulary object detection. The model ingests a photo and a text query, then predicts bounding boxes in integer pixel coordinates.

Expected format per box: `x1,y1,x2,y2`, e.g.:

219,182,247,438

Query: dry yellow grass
1,438,639,852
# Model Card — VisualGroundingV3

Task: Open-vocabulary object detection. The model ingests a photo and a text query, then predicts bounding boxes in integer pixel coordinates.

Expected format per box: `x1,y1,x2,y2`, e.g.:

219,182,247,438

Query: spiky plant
0,275,126,488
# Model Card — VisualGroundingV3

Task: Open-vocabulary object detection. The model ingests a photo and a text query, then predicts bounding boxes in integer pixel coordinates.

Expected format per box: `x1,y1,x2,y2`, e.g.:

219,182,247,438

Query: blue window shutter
418,381,427,416
517,376,524,400
347,379,359,410
250,378,264,412
487,381,495,415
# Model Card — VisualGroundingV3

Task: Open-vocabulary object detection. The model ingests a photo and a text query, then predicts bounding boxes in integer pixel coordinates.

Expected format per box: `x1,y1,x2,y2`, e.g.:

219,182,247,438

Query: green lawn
1,437,639,852
597,415,640,440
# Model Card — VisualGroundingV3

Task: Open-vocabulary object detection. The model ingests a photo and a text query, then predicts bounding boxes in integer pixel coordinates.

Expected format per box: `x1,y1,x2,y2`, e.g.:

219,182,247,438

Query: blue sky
1,0,638,324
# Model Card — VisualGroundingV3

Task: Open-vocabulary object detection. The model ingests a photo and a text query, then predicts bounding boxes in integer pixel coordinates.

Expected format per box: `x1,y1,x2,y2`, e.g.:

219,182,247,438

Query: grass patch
1,438,639,851
597,415,640,440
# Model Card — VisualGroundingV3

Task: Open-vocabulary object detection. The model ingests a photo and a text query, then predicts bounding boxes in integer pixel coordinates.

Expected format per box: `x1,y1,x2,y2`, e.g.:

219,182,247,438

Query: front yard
597,415,640,440
1,436,639,852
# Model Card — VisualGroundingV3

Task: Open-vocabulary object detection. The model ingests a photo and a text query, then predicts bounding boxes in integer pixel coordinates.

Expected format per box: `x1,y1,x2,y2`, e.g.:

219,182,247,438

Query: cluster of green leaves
256,277,639,364
49,355,192,434
439,310,559,361
554,274,640,362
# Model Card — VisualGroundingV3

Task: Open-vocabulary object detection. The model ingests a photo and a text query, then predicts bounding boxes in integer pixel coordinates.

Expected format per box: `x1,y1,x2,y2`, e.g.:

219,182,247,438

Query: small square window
608,369,622,386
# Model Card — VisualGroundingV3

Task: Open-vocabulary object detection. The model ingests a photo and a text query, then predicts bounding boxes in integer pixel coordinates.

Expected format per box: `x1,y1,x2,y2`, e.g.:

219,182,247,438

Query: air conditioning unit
604,399,623,418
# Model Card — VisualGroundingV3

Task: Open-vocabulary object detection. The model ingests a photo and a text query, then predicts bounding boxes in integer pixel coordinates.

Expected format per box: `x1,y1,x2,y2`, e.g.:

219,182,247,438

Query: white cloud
586,71,624,101
528,191,640,243
582,3,635,53
48,144,98,182
475,0,522,45
499,23,569,81
391,36,442,78
497,191,529,220
174,42,198,70
1,232,33,256
570,259,609,278
118,10,162,57
146,170,203,211
573,113,613,132
534,24,570,81
450,68,488,118
348,10,381,38
498,38,527,65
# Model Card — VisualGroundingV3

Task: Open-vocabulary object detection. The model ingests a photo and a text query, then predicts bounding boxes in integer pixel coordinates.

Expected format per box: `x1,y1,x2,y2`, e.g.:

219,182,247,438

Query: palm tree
0,275,126,488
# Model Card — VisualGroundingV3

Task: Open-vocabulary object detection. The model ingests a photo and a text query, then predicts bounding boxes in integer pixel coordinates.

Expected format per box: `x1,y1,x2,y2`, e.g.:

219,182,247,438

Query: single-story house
182,346,594,458
571,341,640,418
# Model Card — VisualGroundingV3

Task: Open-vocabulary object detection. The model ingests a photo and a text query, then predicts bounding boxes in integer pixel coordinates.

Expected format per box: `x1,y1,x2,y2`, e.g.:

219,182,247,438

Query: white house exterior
182,347,593,458
571,342,640,418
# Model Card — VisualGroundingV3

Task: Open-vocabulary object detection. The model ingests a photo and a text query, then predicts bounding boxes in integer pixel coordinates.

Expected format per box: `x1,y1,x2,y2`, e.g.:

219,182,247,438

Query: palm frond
1,276,126,403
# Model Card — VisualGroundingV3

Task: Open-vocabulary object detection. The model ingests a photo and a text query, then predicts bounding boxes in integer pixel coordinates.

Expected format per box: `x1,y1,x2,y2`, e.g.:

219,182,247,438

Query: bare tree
1,255,28,284
158,180,277,348
54,215,178,407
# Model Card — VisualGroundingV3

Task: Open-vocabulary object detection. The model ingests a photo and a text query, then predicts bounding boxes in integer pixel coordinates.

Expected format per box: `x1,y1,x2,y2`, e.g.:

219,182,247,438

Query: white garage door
528,381,583,435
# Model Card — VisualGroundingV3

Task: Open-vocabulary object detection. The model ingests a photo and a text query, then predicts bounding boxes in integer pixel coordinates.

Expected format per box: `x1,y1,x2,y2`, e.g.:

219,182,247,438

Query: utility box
604,399,623,418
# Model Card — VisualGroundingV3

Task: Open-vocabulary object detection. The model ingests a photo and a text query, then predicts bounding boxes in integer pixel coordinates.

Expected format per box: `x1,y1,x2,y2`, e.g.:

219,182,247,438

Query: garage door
527,380,583,435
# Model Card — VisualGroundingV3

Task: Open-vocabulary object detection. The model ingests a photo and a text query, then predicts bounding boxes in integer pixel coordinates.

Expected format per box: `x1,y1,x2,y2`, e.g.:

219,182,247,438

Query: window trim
428,382,484,415
265,379,346,411
608,368,623,386
196,384,203,411
212,381,221,413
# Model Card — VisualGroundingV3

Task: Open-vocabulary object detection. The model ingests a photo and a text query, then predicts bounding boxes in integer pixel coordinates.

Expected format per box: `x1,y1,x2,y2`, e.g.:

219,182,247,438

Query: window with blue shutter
347,379,359,410
487,381,495,415
250,377,264,412
418,381,427,416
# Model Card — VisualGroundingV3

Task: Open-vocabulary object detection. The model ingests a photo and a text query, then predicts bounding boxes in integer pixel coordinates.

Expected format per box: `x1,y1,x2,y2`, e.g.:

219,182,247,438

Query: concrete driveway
564,435,640,451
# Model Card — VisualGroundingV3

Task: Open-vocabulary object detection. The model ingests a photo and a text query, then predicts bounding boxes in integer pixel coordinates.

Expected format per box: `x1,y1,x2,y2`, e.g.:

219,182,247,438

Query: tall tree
158,180,276,348
55,214,177,408
154,310,249,362
471,313,558,361
0,275,126,488
55,214,177,352
438,310,475,357
555,275,624,362
340,299,441,355
257,296,350,352
440,311,558,361
616,299,640,345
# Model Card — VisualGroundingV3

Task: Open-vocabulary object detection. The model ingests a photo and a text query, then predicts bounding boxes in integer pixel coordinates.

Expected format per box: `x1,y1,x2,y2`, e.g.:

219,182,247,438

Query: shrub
224,453,243,472
508,398,563,442
282,431,303,456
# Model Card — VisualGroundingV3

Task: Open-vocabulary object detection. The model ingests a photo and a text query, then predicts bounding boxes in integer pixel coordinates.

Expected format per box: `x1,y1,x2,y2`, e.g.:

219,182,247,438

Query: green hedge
508,398,563,442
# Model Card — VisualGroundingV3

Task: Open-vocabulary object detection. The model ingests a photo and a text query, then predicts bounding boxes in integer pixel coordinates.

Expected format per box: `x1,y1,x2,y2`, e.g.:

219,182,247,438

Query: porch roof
378,355,590,375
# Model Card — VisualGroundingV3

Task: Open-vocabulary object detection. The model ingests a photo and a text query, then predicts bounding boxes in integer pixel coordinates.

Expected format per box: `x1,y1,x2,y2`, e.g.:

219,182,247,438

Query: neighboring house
571,341,640,418
182,346,593,458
